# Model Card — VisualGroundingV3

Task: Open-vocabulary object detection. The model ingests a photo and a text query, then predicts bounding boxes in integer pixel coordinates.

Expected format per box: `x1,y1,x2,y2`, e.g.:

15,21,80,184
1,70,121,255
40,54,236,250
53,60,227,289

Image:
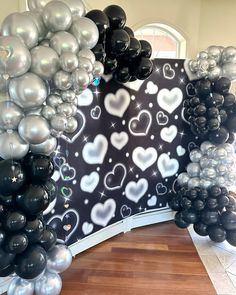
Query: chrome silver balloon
41,105,56,120
23,11,47,41
28,0,52,13
40,39,50,47
72,68,90,91
56,0,86,20
1,13,38,49
60,52,78,73
9,73,47,109
207,58,217,69
213,147,228,159
199,178,212,189
35,271,62,295
0,131,29,160
78,48,96,65
189,149,202,163
78,57,93,73
7,277,34,295
42,1,72,32
0,36,31,78
215,176,226,187
18,115,50,144
207,45,221,63
222,143,234,155
46,94,63,108
93,61,104,77
221,63,236,81
0,74,10,93
188,59,198,73
177,172,190,186
0,101,24,130
188,177,200,189
216,164,228,176
30,135,57,155
201,167,217,179
65,116,78,133
186,163,201,178
53,70,72,91
30,46,60,80
25,107,42,116
197,51,208,60
50,32,79,55
208,66,221,82
47,245,72,274
61,90,76,102
57,103,74,117
200,141,215,155
70,104,78,116
221,46,236,64
50,115,67,132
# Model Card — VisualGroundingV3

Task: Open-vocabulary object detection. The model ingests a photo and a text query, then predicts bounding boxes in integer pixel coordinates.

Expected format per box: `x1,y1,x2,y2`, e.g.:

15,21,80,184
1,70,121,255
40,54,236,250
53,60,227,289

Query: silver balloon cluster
185,45,236,82
0,0,104,160
8,244,72,295
177,141,236,189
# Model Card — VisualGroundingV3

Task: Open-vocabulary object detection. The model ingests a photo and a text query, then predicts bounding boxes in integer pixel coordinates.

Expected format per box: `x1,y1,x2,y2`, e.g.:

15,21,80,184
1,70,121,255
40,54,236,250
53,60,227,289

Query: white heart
145,81,158,95
176,145,186,157
77,88,93,106
147,195,157,207
157,153,179,178
91,199,116,227
80,171,99,193
132,147,157,171
157,87,183,114
128,110,152,136
110,132,129,150
82,222,94,235
125,178,148,203
104,88,130,118
160,125,178,143
82,134,108,164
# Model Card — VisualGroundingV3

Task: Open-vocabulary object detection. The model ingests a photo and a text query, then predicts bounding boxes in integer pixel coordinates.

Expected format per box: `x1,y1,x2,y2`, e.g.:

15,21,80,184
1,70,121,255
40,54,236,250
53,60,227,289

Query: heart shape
110,132,129,150
80,171,99,193
157,153,179,178
125,178,148,203
82,222,94,235
186,83,195,97
145,81,158,95
82,134,108,164
120,205,132,218
160,125,178,143
147,195,157,207
104,88,130,118
156,111,169,126
77,88,93,106
163,63,175,79
61,186,73,199
53,156,66,168
104,163,127,190
157,87,183,114
132,147,157,171
156,183,168,195
188,142,199,153
63,224,72,231
129,110,152,136
90,105,101,120
91,198,116,227
60,163,76,181
176,145,186,157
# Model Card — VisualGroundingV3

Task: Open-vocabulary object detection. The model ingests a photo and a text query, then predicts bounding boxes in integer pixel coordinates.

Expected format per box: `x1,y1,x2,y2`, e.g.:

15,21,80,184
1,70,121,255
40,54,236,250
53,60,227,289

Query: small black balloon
226,115,236,133
92,43,106,63
124,37,141,60
195,79,211,97
226,230,236,246
174,212,190,229
0,194,15,208
0,263,15,277
220,211,236,230
213,77,231,94
187,189,198,200
207,107,219,118
139,40,152,58
200,209,219,225
43,179,58,203
114,65,131,83
104,57,118,74
0,248,15,270
224,93,235,108
193,199,205,211
193,222,208,236
124,26,134,37
207,224,226,243
168,196,182,211
208,118,220,131
219,109,228,123
190,96,201,107
3,211,26,232
103,5,126,29
4,233,28,254
194,116,207,128
194,104,207,116
39,226,57,251
226,196,236,211
198,189,208,200
24,219,44,244
180,197,192,210
210,185,221,198
182,209,199,224
218,195,229,207
209,127,229,144
135,57,153,80
86,9,110,36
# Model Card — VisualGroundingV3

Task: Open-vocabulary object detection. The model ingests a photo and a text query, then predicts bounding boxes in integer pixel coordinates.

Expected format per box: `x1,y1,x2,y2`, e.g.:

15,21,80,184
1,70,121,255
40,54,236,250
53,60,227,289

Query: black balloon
182,209,199,224
220,211,236,230
43,179,58,203
0,263,15,277
104,57,118,74
3,211,26,232
39,226,57,251
139,40,152,58
193,199,205,211
0,248,15,270
224,93,235,108
200,209,219,225
168,196,182,211
114,65,131,83
227,230,236,246
208,224,226,243
103,5,126,29
92,43,106,63
86,9,110,36
4,233,28,254
135,57,153,80
124,26,134,37
174,212,190,229
24,219,44,244
124,37,141,60
180,197,192,210
195,79,211,97
207,107,219,118
0,229,5,246
107,29,130,55
0,194,15,208
210,186,221,198
194,222,208,236
227,132,235,144
226,196,236,212
226,115,236,133
213,77,231,94
209,127,229,144
206,198,218,210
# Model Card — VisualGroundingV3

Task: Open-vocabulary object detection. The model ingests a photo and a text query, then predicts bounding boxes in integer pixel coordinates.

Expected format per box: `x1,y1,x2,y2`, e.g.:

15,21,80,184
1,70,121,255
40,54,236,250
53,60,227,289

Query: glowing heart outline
120,205,132,218
104,163,127,191
163,63,175,80
128,110,152,136
156,111,169,126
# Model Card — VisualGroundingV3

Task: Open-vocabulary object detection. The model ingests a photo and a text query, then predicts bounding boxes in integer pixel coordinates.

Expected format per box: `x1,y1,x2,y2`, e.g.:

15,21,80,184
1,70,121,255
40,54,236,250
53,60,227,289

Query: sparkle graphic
82,135,89,143
138,206,143,212
110,122,117,129
12,177,17,183
135,102,142,110
178,130,186,138
158,144,163,151
179,77,185,84
152,170,158,177
129,166,134,173
98,190,106,200
155,66,161,74
93,88,101,98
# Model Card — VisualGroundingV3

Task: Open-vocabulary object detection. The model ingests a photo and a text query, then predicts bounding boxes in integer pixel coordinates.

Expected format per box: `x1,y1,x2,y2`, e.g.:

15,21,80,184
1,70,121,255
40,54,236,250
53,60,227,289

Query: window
135,23,186,59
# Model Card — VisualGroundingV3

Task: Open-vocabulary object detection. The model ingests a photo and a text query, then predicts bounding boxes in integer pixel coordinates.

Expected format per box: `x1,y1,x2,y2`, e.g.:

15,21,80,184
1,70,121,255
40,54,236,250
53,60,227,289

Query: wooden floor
61,221,216,295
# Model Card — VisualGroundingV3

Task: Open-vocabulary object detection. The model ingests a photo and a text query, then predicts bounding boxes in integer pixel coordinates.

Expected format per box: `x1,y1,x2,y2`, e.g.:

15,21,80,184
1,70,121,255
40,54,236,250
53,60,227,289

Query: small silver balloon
57,103,74,117
200,141,215,155
72,68,90,91
93,61,104,77
199,178,212,189
23,11,47,41
177,172,190,186
189,59,198,72
197,59,209,72
186,162,201,178
215,176,226,187
221,63,236,81
30,136,57,156
207,58,217,69
46,95,63,108
70,104,78,116
207,46,221,63
0,131,29,160
78,57,93,73
28,0,52,13
201,167,217,179
189,149,202,163
61,90,76,102
216,164,228,176
50,115,67,132
50,31,79,55
197,51,208,60
0,74,10,93
57,0,86,20
78,48,96,65
206,146,216,158
221,46,236,64
54,70,72,91
7,277,34,295
30,46,60,80
25,107,42,116
65,116,78,133
35,271,62,295
47,245,72,274
42,1,72,32
60,52,79,73
207,159,218,167
208,66,221,82
18,115,50,144
41,105,56,120
213,147,228,159
0,101,24,130
188,177,200,189
222,143,234,155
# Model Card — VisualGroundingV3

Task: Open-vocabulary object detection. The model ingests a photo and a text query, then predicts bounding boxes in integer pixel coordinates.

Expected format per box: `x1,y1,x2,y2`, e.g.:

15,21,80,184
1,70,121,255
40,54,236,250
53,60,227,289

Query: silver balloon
9,73,47,109
0,36,31,78
47,245,72,274
40,39,50,47
53,70,72,91
207,46,221,63
50,32,79,55
30,46,60,80
188,177,200,189
199,178,212,189
197,51,208,60
35,271,62,295
186,163,201,177
216,164,228,176
207,159,218,167
28,0,52,13
41,105,56,120
8,277,34,295
222,143,234,155
206,146,216,158
23,11,47,42
42,1,72,32
201,167,216,179
189,149,202,163
60,52,78,72
72,68,90,91
221,63,236,81
207,58,217,69
213,147,228,159
0,101,24,130
65,116,78,133
46,95,63,108
18,115,50,144
0,131,29,160
70,104,78,116
93,61,104,77
50,115,67,132
0,74,9,93
208,66,221,82
78,48,96,65
56,0,86,20
221,46,236,64
197,59,209,72
57,103,74,117
177,172,190,186
61,90,76,102
70,17,99,49
200,141,215,155
188,59,198,72
78,57,93,73
25,107,42,116
215,176,226,187
1,13,38,49
30,136,57,155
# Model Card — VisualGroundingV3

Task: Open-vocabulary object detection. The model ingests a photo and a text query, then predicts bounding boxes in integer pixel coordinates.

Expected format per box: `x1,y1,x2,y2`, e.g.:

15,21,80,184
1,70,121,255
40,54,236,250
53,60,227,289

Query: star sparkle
82,135,89,143
110,122,117,129
98,190,106,200
135,102,142,110
12,177,17,183
93,88,101,98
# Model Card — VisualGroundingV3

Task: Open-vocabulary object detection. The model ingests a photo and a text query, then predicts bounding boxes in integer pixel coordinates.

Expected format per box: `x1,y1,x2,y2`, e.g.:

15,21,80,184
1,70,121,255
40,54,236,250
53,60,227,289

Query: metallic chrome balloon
53,70,72,91
78,57,93,73
40,39,50,47
1,13,38,49
188,177,200,189
0,131,29,160
0,101,24,130
189,149,202,163
207,45,221,63
177,172,190,186
41,105,56,120
61,90,76,102
0,36,31,78
47,245,72,274
78,48,96,65
221,46,236,64
208,66,221,82
200,141,215,155
65,116,78,133
28,0,52,13
8,277,34,295
70,17,99,49
201,167,217,179
30,46,60,80
216,164,228,176
30,136,57,156
72,68,90,91
93,61,104,77
42,1,72,32
46,95,63,108
223,143,234,155
0,74,9,93
70,104,78,116
213,147,228,159
60,52,78,72
189,59,198,73
18,115,50,144
207,58,217,69
57,0,86,20
9,73,47,109
197,51,208,60
25,107,42,116
197,59,209,72
186,163,201,178
50,115,67,132
199,178,212,189
221,63,236,81
57,103,74,117
23,11,47,41
35,271,62,295
50,32,79,55
215,176,226,187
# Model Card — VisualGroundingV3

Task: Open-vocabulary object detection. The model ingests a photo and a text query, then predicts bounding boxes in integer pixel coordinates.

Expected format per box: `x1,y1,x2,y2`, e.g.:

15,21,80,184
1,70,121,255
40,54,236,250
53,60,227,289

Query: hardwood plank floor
61,221,216,295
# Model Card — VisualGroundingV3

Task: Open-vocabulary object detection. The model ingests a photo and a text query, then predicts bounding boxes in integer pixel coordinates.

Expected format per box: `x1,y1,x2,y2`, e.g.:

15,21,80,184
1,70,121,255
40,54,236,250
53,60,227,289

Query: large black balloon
92,43,106,63
208,224,226,243
14,245,47,280
124,26,134,37
4,233,28,254
182,209,199,224
39,226,57,251
0,248,15,270
195,79,211,97
16,184,49,216
114,65,131,83
213,77,231,94
107,29,130,55
193,222,208,236
174,212,190,228
0,160,26,196
0,194,15,208
104,57,118,74
220,211,236,230
43,179,58,203
135,57,153,80
3,211,26,232
227,230,236,246
86,9,109,36
200,209,219,225
139,40,152,58
24,219,44,244
0,263,15,277
103,5,126,29
209,127,229,144
124,37,141,60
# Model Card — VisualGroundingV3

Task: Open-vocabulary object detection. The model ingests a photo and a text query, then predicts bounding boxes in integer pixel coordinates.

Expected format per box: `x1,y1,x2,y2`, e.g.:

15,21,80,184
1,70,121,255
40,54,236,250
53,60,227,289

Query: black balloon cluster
184,77,236,144
86,5,153,83
0,154,57,279
169,185,236,245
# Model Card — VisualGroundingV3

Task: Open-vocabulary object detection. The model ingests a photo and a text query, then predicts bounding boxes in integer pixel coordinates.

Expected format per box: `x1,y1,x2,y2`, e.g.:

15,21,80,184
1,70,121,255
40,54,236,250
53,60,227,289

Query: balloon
7,277,34,295
70,17,99,49
174,212,189,228
189,149,202,163
4,233,28,254
124,26,134,37
1,13,38,49
3,211,26,232
78,57,93,73
226,196,236,212
200,209,219,225
24,219,44,244
58,0,86,20
104,57,117,74
224,93,235,108
43,179,58,202
195,79,211,97
92,44,106,63
213,77,231,94
0,101,24,130
0,248,15,271
0,160,26,196
208,224,226,243
50,115,68,132
0,228,6,246
139,40,152,58
193,199,205,211
93,61,104,77
18,115,50,145
42,1,72,32
200,141,215,154
208,66,221,82
9,73,47,109
207,45,221,63
193,222,208,236
177,172,190,186
220,211,236,230
124,37,141,60
41,105,56,120
60,52,79,73
72,68,90,91
227,230,236,246
30,46,60,80
35,271,62,295
39,226,57,251
46,95,63,108
14,245,47,280
168,197,181,211
61,90,76,103
182,209,199,224
64,116,78,133
53,70,72,91
114,65,131,83
221,46,236,64
221,63,236,81
0,36,31,78
135,57,153,80
103,5,126,29
86,9,110,36
78,48,96,65
107,29,130,55
30,136,57,156
47,245,72,274
50,32,79,56
0,263,15,277
23,11,47,42
57,103,74,117
186,163,201,177
188,177,201,189
206,197,218,210
27,0,51,13
209,127,229,144
226,115,236,133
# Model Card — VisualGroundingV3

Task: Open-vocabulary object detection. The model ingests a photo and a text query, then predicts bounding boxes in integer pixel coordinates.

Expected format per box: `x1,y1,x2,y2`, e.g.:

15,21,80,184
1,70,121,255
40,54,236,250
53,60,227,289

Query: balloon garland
0,0,153,294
